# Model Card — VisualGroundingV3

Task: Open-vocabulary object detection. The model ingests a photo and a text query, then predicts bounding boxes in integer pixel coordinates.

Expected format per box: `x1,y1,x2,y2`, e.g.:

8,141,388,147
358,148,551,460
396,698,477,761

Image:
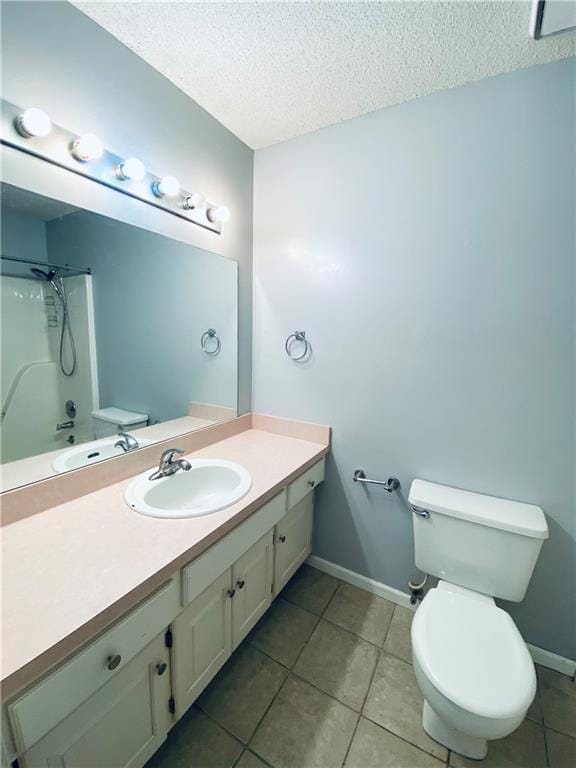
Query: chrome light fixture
71,133,104,162
116,157,146,182
152,175,180,198
182,192,206,210
2,99,228,234
206,205,230,224
16,107,52,138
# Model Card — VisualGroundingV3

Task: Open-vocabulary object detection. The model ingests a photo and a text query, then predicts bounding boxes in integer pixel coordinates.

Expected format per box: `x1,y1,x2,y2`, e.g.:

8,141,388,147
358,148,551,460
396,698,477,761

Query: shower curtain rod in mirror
1,255,91,276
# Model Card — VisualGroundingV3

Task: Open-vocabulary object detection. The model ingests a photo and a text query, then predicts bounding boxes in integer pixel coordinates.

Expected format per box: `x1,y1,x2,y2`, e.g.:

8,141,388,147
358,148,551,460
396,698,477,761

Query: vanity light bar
0,100,228,235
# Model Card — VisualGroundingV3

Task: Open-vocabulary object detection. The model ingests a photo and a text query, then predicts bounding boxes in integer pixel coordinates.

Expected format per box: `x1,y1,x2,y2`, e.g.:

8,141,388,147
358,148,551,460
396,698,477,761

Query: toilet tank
409,479,548,602
91,407,149,439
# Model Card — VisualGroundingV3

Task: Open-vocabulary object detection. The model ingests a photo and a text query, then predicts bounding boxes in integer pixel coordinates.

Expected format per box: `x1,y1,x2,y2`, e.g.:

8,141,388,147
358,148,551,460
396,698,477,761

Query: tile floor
146,565,576,768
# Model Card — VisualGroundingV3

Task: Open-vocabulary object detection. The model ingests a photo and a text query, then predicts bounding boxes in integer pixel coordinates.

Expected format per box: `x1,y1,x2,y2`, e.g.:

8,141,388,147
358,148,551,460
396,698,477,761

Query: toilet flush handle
410,505,430,519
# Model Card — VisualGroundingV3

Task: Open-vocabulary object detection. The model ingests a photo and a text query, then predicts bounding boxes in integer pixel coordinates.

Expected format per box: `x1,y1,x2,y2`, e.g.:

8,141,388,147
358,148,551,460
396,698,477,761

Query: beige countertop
1,424,328,698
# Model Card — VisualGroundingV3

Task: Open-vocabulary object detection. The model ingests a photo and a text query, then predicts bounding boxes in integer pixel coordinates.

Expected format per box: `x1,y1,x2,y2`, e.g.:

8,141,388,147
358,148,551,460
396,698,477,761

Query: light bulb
152,175,180,198
116,157,146,182
16,107,52,138
182,192,206,210
71,133,104,162
206,205,230,224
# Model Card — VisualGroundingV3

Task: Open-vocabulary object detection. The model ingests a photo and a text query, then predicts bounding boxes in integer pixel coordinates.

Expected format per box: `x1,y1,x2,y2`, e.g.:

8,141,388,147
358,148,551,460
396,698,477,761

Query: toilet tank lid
409,479,548,539
91,407,149,426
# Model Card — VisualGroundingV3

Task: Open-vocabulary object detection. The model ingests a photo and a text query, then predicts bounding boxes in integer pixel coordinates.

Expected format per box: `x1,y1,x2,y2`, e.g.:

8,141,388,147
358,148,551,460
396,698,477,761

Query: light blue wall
47,211,238,421
1,0,253,413
1,210,48,267
254,59,576,658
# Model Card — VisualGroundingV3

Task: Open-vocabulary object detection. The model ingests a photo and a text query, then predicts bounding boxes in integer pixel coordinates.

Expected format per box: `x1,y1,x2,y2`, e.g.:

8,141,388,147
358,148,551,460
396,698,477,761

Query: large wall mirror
0,181,238,491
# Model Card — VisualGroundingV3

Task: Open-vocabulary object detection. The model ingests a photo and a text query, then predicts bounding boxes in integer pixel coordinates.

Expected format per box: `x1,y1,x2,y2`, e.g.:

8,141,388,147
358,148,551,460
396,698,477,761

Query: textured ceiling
73,1,575,149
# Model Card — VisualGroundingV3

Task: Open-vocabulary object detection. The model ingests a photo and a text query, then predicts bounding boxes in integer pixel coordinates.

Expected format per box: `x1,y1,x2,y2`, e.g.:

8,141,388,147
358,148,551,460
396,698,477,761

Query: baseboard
527,643,576,678
306,555,576,678
306,555,416,611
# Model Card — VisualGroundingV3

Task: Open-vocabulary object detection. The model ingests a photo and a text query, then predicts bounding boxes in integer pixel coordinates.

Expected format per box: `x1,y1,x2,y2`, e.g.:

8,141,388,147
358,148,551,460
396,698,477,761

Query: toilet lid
412,587,536,719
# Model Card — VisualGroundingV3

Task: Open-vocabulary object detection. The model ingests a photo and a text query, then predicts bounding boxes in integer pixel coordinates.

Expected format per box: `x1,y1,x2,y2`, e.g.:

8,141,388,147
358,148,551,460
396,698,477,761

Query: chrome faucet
114,432,140,453
149,448,192,481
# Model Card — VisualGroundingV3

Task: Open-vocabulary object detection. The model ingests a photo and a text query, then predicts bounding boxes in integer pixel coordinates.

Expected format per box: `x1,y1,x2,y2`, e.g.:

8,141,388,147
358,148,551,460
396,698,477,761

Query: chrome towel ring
201,328,221,355
285,330,311,362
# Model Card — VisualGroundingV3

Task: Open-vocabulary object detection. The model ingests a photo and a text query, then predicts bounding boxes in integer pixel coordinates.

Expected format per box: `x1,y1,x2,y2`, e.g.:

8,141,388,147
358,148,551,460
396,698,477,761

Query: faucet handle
160,447,185,466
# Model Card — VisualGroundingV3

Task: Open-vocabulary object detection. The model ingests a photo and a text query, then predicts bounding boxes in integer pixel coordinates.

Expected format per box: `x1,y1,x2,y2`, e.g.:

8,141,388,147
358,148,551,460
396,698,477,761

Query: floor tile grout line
361,709,448,763
246,672,293,765
230,748,246,768
193,703,250,747
319,578,342,618
544,723,576,739
340,642,383,767
542,725,552,768
320,611,394,652
381,602,400,648
340,711,362,768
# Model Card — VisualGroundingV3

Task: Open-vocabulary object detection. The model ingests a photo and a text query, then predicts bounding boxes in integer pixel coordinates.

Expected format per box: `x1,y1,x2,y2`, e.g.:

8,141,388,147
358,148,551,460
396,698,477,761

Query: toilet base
423,701,488,760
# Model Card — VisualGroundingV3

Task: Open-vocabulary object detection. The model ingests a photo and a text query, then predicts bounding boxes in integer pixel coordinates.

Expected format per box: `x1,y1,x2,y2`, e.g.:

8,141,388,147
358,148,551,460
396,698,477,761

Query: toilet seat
412,583,536,721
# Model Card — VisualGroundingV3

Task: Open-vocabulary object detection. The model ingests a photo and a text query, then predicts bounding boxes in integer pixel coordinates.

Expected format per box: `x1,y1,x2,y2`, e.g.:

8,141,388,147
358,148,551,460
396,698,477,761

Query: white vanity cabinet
21,632,171,768
172,530,275,719
231,530,274,648
274,493,314,596
5,457,326,768
172,569,233,719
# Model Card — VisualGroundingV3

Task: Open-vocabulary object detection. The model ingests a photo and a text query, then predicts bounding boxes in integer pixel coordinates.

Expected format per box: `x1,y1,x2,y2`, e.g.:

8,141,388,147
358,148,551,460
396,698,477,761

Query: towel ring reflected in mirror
201,328,221,355
285,330,311,362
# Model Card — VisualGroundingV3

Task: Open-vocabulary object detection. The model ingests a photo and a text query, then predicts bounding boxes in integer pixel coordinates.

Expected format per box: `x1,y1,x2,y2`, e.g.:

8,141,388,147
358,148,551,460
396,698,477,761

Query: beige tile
281,564,339,615
527,686,543,724
324,583,395,646
345,717,446,768
450,718,546,768
248,597,318,668
383,605,414,662
145,707,242,768
250,675,358,768
547,728,576,768
197,644,287,743
235,750,271,768
363,653,447,761
294,619,379,711
539,666,576,738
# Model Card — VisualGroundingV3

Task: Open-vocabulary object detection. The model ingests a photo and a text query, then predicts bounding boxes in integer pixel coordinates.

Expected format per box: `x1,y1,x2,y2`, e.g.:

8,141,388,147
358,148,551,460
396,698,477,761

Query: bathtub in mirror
0,182,238,491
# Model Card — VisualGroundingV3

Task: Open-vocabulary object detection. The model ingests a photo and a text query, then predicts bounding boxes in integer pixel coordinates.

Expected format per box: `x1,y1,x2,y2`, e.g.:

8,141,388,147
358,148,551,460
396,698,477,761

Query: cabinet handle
236,579,246,589
227,588,236,598
155,662,167,676
106,654,122,671
279,535,286,543
307,479,315,488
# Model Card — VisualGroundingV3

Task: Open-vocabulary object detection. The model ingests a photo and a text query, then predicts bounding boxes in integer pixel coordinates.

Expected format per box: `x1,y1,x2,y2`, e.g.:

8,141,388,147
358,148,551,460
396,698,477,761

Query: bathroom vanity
1,417,328,768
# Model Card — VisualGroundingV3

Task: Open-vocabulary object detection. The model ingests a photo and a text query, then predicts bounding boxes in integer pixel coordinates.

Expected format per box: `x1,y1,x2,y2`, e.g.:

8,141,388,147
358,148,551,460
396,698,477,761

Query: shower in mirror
30,267,77,376
0,182,239,491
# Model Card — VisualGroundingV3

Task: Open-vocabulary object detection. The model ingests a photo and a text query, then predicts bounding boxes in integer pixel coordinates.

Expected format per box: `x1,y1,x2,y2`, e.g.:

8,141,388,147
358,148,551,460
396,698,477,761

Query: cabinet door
22,633,170,768
172,569,233,719
232,530,274,649
274,493,313,596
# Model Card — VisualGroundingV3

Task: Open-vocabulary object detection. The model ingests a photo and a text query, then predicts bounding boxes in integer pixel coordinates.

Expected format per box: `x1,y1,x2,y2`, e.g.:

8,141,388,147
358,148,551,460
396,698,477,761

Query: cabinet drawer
287,459,325,510
21,633,171,768
182,491,286,605
8,577,180,754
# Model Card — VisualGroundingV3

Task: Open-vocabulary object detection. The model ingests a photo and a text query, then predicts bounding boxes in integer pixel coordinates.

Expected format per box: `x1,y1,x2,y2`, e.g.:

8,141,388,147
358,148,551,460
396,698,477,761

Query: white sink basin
52,437,154,473
125,458,252,519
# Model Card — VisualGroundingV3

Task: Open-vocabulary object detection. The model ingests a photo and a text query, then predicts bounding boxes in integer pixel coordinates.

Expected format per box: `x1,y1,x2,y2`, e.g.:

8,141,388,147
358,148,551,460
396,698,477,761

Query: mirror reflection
0,183,238,490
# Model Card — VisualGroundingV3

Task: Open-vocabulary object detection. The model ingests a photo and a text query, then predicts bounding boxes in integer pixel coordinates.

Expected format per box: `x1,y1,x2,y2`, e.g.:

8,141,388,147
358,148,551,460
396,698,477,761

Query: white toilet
91,406,149,438
408,478,549,760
